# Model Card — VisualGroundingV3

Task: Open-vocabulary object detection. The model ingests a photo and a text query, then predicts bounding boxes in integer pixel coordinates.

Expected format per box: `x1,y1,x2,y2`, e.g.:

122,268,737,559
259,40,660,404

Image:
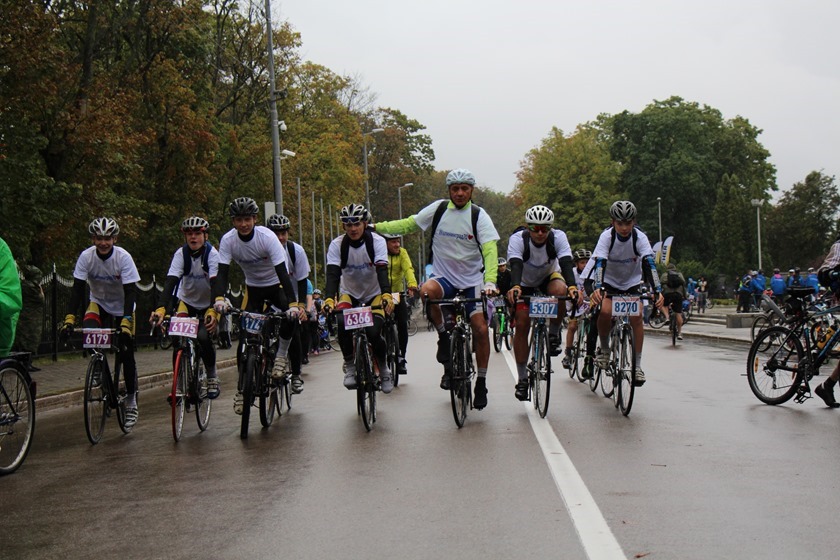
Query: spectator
786,267,803,288
805,266,820,295
13,265,44,370
737,270,753,313
696,275,708,313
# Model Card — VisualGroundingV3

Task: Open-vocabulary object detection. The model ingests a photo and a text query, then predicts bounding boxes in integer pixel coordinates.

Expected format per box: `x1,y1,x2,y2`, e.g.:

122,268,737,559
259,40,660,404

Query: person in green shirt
0,237,23,357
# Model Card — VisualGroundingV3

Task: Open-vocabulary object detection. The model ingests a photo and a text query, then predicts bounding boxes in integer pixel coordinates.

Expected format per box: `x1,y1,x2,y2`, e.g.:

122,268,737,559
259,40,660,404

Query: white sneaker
233,392,244,415
272,355,288,379
634,366,646,387
380,367,393,394
595,349,610,369
343,362,357,389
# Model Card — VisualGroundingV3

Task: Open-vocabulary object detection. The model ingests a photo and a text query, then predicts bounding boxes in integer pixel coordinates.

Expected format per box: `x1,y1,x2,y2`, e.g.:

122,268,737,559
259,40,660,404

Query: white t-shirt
415,200,499,289
326,233,388,303
166,245,220,309
506,229,573,287
590,227,654,290
218,226,286,287
282,240,311,300
73,246,141,316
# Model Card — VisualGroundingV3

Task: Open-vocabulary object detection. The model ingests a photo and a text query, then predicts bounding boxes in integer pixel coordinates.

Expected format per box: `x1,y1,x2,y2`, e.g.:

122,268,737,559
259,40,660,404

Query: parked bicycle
747,286,839,405
0,353,35,474
427,291,486,428
81,327,134,444
164,315,212,442
229,307,288,439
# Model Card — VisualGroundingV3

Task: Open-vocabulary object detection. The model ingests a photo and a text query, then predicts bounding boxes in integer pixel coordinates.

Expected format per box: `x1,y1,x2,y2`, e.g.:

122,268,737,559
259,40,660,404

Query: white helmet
610,200,637,221
525,205,554,225
89,217,120,237
445,168,476,186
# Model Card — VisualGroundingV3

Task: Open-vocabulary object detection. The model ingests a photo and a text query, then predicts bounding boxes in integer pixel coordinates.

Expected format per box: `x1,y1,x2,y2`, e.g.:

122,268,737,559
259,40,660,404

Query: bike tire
259,354,275,428
587,356,600,392
171,349,187,442
599,345,615,398
747,326,805,405
159,333,173,350
240,351,256,439
649,311,666,329
449,329,469,428
534,327,551,418
386,323,400,388
194,355,211,432
0,365,35,474
407,318,418,337
617,324,637,416
492,315,502,352
84,356,108,445
574,320,588,382
356,337,375,431
504,321,514,351
750,314,773,342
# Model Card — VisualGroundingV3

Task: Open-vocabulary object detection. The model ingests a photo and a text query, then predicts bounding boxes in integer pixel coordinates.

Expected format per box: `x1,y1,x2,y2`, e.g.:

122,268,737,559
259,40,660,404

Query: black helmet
609,200,637,221
229,197,259,217
267,214,291,231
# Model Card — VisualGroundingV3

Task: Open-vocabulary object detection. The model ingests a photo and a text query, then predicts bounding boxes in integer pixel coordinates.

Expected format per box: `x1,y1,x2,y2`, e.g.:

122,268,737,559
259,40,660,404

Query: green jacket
387,248,418,293
0,238,22,356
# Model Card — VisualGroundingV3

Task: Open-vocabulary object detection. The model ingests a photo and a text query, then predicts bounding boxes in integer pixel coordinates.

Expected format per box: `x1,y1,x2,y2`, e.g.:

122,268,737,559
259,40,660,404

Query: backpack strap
608,227,640,257
181,243,212,276
287,242,296,267
520,229,557,262
428,201,482,265
340,231,376,269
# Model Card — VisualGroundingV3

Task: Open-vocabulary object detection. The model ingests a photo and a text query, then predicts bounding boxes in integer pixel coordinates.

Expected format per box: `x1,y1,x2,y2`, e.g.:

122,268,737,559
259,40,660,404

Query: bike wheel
407,318,418,337
706,299,715,310
649,310,666,329
671,315,677,346
259,354,275,428
356,337,375,431
747,326,805,405
533,327,551,418
159,333,173,350
617,325,637,416
171,349,187,442
240,351,256,439
750,314,773,342
386,323,400,387
599,346,615,398
84,356,108,445
492,315,502,352
588,356,600,392
574,321,588,383
194,357,211,432
504,321,514,351
115,363,133,434
0,365,35,474
449,330,469,428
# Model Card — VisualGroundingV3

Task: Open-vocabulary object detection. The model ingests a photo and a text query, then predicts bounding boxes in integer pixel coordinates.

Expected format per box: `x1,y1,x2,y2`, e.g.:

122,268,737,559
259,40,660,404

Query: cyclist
373,169,499,409
311,288,324,354
266,213,311,394
659,262,687,340
805,266,820,295
769,268,786,303
382,233,418,376
814,241,840,408
150,217,222,399
211,198,302,414
0,236,22,357
60,218,142,427
562,248,592,370
321,204,394,393
585,201,663,386
486,257,511,327
507,205,580,400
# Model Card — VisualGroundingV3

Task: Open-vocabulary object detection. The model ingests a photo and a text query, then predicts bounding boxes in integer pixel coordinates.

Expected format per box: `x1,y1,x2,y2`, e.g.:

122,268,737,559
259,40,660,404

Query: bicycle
594,292,650,416
154,316,174,350
338,305,384,431
427,291,485,428
383,308,400,388
750,293,787,342
229,307,287,439
519,295,571,418
81,327,135,444
165,315,212,442
0,353,36,474
491,297,513,352
747,286,839,405
569,307,598,390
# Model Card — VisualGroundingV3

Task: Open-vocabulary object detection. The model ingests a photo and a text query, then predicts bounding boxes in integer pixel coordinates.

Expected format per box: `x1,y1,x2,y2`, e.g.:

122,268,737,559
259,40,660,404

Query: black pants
239,284,296,366
177,303,217,372
394,298,409,358
83,310,137,395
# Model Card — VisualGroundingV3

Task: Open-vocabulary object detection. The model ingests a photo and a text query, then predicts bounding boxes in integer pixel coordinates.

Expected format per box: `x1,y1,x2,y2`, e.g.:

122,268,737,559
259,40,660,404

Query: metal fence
25,267,243,361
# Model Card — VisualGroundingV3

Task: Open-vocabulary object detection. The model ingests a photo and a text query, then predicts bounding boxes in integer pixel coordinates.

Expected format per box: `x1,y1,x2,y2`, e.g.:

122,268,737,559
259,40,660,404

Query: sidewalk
30,345,238,413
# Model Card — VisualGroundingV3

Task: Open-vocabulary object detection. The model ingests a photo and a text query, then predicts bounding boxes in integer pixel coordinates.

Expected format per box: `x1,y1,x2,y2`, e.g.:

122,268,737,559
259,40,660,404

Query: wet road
2,331,839,559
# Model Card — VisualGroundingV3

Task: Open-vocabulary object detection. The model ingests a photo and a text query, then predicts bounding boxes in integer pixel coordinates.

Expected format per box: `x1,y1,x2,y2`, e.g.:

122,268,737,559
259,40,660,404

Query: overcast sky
278,0,839,197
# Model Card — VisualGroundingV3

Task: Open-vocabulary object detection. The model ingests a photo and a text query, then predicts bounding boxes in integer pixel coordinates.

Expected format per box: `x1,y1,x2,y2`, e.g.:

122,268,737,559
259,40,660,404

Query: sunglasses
341,216,363,224
528,225,550,234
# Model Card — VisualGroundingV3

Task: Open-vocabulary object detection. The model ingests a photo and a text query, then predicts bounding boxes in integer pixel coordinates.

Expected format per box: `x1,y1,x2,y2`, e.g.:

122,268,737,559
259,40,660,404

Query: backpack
428,201,481,265
340,230,376,269
608,226,641,257
286,241,296,267
518,228,557,262
181,242,212,276
666,270,682,289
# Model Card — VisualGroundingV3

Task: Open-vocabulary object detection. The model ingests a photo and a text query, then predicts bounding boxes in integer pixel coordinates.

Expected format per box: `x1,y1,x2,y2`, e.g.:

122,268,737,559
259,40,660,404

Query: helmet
379,232,401,240
267,214,291,231
445,168,476,186
181,216,209,232
609,200,637,222
573,248,591,261
339,203,370,223
525,205,554,225
89,217,120,237
313,289,322,295
228,197,259,217
498,257,507,266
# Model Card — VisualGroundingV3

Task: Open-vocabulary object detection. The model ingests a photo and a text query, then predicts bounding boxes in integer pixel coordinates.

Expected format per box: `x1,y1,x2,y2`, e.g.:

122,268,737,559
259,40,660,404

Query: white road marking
502,349,626,560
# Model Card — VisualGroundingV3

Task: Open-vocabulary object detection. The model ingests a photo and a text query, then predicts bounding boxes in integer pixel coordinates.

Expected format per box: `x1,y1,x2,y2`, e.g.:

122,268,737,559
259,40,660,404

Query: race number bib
611,297,641,317
242,313,267,335
168,316,199,338
529,297,559,319
82,328,113,349
343,307,374,330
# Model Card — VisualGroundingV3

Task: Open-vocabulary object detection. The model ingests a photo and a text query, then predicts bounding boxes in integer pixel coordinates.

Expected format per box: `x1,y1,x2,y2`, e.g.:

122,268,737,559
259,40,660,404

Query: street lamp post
397,182,414,220
363,128,384,211
657,197,662,245
276,149,295,215
751,199,762,270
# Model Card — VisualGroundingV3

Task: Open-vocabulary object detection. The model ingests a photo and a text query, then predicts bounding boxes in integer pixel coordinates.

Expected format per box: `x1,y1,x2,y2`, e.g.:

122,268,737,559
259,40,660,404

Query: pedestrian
696,275,708,313
13,265,44,370
737,270,752,313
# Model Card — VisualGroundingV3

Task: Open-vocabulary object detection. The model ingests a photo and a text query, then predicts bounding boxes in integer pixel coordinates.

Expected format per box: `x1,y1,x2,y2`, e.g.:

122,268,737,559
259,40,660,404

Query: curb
35,357,238,414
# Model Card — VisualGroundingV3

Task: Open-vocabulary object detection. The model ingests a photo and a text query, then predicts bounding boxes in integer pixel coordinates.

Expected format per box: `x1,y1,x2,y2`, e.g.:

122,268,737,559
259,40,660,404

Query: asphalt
26,305,753,413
